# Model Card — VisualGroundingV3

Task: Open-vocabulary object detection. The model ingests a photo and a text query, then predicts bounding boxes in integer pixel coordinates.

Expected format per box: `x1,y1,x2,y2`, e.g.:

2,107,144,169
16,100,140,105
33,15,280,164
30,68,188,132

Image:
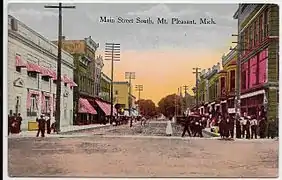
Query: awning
15,55,27,67
63,75,77,87
27,62,41,73
41,67,53,77
95,100,116,116
78,98,97,114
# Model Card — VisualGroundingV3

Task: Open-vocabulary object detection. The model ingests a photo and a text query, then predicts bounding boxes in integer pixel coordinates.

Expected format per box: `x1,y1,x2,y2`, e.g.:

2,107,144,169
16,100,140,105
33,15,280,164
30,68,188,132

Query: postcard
6,2,279,178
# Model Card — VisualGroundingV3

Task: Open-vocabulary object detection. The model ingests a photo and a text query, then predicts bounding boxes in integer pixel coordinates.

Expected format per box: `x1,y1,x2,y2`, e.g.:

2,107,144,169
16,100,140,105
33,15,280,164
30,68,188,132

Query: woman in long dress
166,117,173,136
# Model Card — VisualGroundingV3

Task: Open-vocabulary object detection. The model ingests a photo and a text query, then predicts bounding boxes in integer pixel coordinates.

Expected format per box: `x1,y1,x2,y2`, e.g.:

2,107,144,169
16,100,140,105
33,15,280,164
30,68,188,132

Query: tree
136,99,157,117
158,94,183,118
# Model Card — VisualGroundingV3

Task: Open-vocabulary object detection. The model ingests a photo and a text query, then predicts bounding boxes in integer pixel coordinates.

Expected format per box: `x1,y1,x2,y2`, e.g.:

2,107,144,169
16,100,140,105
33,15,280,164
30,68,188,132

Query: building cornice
222,47,237,66
9,30,75,69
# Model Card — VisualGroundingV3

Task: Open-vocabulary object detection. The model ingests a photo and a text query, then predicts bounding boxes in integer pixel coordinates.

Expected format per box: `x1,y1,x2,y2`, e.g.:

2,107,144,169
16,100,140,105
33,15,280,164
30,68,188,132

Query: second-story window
28,72,37,78
230,70,236,92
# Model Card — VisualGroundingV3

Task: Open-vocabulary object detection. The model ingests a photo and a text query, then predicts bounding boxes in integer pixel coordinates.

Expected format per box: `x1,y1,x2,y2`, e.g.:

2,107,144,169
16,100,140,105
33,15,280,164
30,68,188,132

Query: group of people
35,114,56,137
164,109,277,140
8,113,23,134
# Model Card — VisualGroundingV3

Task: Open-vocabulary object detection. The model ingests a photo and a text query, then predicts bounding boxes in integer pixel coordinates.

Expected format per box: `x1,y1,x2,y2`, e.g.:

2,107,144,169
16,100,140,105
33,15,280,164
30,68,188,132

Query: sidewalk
8,123,111,138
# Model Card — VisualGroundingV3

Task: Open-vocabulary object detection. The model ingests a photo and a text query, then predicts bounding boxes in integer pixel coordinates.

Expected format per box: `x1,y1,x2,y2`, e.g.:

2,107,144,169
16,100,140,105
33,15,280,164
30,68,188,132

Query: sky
8,3,238,104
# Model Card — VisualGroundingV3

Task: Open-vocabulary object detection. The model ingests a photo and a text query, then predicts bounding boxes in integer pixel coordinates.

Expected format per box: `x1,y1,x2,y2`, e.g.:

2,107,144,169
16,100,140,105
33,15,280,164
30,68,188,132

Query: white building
8,15,76,130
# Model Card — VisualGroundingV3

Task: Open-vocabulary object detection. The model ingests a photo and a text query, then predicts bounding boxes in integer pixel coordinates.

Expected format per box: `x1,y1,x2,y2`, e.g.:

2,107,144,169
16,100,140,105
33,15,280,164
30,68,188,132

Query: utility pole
175,88,179,117
105,43,120,124
135,84,143,100
125,72,136,117
183,85,190,114
135,84,143,116
231,3,242,120
193,67,201,109
44,3,75,133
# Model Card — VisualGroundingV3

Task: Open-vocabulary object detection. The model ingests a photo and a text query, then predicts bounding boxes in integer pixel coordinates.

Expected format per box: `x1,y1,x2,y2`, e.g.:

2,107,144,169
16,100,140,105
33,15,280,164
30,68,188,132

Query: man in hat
36,115,46,137
181,116,192,137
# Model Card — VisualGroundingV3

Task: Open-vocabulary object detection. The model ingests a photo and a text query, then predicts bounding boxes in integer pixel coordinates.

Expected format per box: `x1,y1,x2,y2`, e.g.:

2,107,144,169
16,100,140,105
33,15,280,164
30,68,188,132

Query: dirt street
8,134,278,177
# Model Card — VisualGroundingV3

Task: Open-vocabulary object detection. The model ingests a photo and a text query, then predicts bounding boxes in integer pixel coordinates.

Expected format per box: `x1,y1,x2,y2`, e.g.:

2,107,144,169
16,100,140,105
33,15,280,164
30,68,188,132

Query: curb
202,129,220,137
60,124,112,134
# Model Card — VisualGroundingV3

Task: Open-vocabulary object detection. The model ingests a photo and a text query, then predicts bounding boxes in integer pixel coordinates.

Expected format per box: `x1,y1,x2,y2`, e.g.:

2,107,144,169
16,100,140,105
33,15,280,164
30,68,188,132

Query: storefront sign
240,89,265,99
228,108,235,113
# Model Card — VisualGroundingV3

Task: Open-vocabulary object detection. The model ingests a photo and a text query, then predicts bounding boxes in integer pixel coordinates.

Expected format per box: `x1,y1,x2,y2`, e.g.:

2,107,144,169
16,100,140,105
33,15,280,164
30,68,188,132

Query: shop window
258,48,268,84
45,97,50,113
28,72,37,78
27,95,38,116
230,70,236,92
259,14,263,42
249,56,258,87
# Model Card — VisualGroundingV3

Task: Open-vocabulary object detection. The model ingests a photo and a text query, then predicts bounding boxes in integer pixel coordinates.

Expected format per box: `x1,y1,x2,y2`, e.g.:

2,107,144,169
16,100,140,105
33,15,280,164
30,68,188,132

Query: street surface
8,121,278,177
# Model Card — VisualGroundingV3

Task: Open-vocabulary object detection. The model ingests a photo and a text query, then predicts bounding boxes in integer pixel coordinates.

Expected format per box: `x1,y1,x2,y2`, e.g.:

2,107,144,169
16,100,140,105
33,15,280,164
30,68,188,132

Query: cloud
127,4,199,17
8,8,57,20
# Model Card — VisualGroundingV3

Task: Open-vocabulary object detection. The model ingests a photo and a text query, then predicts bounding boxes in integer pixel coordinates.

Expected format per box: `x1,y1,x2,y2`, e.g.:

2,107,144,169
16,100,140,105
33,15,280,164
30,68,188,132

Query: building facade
221,47,237,115
235,4,279,120
94,55,104,97
113,81,130,109
99,72,111,102
8,15,75,130
53,36,100,125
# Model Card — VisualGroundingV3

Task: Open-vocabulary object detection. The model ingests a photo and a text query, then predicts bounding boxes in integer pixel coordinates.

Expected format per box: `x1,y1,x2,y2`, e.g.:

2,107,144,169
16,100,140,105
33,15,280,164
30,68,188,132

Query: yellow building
221,48,237,115
113,81,136,110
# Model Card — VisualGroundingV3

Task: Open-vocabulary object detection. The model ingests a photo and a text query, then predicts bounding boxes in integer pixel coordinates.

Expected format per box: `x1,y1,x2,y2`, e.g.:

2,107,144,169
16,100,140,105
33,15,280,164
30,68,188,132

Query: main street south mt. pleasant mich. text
99,16,216,25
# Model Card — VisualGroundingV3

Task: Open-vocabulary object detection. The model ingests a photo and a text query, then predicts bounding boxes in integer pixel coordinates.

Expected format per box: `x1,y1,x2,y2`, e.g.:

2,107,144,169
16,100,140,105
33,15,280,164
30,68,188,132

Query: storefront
240,89,265,117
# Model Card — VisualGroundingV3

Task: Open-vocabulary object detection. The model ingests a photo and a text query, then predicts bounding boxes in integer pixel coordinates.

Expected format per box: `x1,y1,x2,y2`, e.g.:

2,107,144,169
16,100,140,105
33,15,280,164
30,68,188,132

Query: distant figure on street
250,116,258,139
236,118,242,138
141,116,146,126
36,115,46,137
46,114,51,134
166,117,173,136
181,116,192,137
259,117,266,138
130,117,133,127
17,113,23,132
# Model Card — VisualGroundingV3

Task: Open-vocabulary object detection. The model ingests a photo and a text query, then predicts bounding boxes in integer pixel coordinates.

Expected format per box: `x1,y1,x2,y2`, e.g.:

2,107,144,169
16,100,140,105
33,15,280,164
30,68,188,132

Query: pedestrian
130,117,133,127
8,114,12,135
250,116,258,139
225,117,231,138
46,114,51,134
17,113,23,133
259,117,266,138
181,116,192,137
241,116,248,139
236,118,242,138
36,115,46,137
11,114,18,134
193,118,203,137
245,116,251,139
166,117,173,136
229,115,235,138
218,115,224,138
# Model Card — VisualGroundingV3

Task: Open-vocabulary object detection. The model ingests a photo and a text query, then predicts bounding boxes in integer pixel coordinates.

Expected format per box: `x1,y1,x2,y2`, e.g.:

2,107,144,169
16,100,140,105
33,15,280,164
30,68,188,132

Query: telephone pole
135,84,143,116
193,67,201,108
231,3,242,119
44,3,75,133
183,85,190,112
135,84,143,100
125,72,136,117
105,43,120,124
